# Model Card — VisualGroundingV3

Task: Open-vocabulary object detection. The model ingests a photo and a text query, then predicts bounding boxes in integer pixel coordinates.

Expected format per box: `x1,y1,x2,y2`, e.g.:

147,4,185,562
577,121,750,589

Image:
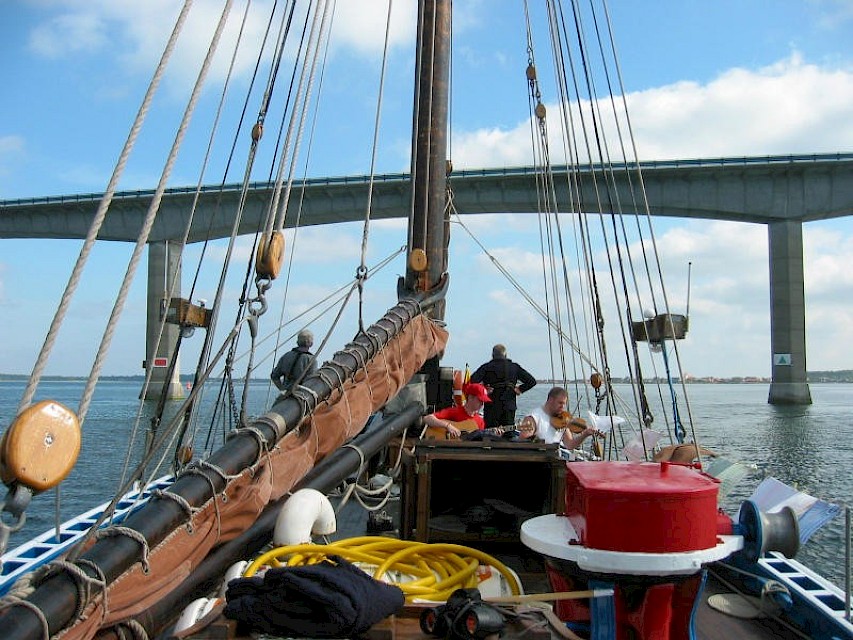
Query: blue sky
0,0,851,382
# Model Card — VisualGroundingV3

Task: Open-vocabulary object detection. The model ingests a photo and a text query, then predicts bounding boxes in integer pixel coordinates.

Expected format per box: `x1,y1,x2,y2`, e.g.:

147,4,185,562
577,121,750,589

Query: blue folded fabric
224,554,405,637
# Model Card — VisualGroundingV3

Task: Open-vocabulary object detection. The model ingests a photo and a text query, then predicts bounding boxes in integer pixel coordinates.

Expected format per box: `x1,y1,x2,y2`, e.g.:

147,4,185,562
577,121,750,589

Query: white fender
174,597,219,633
273,488,337,546
219,560,250,597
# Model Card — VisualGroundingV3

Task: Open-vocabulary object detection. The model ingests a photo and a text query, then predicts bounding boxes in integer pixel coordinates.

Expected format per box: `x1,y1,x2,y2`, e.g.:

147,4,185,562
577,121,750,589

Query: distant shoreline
2,371,851,384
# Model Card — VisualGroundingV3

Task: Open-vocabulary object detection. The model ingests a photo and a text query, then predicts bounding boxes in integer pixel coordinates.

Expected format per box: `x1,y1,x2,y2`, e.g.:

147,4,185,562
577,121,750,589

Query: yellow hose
242,536,522,602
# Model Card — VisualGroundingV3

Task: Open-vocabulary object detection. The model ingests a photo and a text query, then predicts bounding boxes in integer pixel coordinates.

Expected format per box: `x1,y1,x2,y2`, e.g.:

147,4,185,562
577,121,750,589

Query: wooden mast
405,0,451,321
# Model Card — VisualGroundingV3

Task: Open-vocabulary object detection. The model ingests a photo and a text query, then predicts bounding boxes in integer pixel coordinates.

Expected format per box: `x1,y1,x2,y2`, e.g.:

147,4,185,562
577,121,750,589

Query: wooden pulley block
2,400,81,492
409,248,428,272
176,444,194,465
256,231,285,279
590,372,603,389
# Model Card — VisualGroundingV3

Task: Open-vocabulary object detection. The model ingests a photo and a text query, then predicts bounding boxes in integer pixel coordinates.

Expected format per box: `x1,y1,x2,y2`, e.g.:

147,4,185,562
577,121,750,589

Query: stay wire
177,11,293,460
545,1,605,405
575,0,675,437
553,0,648,428
600,0,699,445
266,1,337,407
188,1,303,452
357,0,395,333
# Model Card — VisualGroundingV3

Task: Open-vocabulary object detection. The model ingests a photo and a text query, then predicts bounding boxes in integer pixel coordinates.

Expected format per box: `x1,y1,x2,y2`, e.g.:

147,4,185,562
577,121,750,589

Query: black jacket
469,358,536,411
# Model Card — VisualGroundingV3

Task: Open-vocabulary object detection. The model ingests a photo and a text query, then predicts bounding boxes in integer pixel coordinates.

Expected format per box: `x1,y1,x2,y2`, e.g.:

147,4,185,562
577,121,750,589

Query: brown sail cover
59,315,448,640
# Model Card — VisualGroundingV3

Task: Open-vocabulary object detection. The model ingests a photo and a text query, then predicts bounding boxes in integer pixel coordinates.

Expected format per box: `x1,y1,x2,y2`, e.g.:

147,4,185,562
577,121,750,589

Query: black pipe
97,402,423,640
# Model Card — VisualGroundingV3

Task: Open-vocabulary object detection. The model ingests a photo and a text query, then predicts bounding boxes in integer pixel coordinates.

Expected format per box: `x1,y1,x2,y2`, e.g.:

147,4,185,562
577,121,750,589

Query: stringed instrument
423,418,536,441
549,411,603,436
550,411,606,457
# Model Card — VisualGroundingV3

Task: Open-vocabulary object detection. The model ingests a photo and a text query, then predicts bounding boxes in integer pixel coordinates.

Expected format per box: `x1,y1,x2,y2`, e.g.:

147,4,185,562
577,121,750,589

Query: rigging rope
266,0,332,238
126,0,258,487
76,1,234,425
356,0,395,334
17,0,194,416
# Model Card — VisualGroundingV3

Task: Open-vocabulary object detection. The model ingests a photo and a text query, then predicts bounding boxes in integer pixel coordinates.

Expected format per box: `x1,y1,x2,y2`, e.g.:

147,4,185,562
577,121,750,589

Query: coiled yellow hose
243,536,522,602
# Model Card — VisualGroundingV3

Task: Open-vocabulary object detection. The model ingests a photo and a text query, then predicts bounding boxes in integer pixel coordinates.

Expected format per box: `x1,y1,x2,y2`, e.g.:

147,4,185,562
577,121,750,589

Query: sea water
1,379,850,587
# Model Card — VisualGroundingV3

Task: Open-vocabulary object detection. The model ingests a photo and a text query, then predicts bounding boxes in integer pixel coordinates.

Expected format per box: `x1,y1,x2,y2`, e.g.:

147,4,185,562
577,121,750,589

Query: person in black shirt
469,344,537,429
271,329,317,398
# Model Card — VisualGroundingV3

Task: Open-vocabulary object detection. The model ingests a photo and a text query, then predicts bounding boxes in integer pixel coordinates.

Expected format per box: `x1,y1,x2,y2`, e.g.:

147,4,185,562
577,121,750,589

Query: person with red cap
421,383,490,439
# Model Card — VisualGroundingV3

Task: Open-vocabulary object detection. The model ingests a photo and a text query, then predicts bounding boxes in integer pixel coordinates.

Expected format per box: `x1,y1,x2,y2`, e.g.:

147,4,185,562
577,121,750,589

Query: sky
0,0,852,383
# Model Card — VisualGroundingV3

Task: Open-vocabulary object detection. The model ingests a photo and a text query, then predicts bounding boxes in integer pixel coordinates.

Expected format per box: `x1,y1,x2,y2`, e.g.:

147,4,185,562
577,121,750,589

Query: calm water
1,379,851,587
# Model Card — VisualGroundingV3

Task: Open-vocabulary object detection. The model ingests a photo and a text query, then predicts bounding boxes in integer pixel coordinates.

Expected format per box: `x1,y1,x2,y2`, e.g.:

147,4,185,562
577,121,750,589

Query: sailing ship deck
323,439,806,640
178,476,804,640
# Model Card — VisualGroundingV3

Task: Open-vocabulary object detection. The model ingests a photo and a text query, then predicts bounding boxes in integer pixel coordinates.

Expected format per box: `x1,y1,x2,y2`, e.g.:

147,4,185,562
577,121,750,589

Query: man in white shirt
523,386,599,450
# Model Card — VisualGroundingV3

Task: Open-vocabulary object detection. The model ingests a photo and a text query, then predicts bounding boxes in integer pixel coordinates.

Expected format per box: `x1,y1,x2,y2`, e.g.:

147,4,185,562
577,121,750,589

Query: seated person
653,442,717,464
422,383,490,439
522,386,600,450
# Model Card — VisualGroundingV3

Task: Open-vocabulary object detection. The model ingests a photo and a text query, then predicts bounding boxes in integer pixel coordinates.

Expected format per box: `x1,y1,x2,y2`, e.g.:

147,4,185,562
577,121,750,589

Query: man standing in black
271,329,317,399
469,344,537,429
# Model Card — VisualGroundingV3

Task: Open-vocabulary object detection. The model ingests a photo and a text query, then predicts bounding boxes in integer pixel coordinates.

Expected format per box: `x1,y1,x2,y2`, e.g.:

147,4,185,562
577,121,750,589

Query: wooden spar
405,0,451,321
0,294,446,640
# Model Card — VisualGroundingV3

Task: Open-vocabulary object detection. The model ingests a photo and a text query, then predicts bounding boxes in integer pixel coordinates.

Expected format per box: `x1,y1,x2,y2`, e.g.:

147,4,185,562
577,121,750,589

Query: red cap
464,382,491,403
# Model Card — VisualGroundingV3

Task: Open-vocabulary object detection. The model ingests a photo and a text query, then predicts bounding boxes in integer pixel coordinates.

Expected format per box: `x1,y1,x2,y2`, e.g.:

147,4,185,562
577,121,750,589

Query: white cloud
24,1,418,92
28,10,108,57
329,0,417,57
451,54,853,168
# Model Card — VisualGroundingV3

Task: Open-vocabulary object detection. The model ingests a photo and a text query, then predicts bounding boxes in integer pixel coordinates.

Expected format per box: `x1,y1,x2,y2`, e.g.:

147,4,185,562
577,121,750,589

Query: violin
550,411,605,437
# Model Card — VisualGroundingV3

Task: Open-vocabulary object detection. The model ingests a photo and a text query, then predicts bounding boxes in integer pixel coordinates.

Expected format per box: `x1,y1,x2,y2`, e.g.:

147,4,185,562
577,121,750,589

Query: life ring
452,369,464,407
2,400,81,492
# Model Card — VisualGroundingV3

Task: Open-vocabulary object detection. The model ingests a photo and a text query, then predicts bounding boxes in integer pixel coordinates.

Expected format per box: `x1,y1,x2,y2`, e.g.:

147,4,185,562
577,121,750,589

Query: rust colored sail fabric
58,315,447,639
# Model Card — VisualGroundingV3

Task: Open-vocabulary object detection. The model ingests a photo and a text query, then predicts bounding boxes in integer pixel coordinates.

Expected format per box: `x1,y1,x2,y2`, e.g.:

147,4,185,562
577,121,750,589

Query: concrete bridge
2,153,852,403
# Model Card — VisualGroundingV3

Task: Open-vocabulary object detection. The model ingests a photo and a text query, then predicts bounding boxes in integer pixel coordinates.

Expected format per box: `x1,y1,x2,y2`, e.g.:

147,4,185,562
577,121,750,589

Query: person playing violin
521,386,599,450
422,383,490,439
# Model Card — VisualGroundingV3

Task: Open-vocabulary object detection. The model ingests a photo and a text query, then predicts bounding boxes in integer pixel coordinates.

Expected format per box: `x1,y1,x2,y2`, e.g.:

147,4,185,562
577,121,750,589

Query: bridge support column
143,241,184,400
767,220,811,405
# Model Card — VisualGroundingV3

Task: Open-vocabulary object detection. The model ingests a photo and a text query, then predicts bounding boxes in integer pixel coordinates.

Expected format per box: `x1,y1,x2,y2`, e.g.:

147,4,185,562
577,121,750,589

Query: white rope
17,0,194,416
77,1,233,423
125,0,253,494
265,0,331,237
